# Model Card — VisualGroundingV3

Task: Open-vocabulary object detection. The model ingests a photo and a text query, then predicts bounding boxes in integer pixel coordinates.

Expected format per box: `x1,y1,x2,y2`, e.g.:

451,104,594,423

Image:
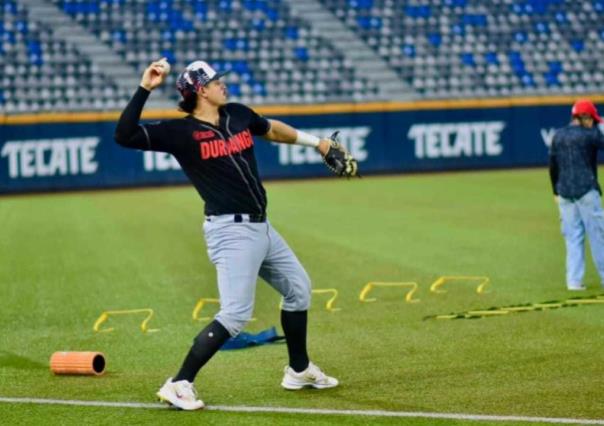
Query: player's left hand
320,131,360,178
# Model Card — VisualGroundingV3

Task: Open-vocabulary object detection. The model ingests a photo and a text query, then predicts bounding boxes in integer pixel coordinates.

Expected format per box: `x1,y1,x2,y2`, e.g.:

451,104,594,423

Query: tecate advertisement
0,103,589,193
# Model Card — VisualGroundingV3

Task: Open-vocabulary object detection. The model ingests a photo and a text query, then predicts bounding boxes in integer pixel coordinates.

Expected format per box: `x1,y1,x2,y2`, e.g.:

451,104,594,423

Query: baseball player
114,58,358,410
549,99,604,291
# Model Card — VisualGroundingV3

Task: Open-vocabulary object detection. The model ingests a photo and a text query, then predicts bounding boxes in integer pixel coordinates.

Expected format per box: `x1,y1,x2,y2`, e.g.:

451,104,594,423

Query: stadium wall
0,97,600,193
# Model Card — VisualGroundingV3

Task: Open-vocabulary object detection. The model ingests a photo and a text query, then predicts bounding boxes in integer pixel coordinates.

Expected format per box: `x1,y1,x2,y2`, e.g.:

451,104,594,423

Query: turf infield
1,169,603,424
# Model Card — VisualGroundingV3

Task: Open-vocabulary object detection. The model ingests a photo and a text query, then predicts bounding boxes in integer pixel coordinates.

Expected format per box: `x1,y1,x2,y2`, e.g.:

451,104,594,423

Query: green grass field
1,169,603,425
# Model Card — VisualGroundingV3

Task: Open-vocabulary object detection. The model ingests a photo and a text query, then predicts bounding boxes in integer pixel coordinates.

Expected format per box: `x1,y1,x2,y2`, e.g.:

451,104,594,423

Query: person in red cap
549,99,604,290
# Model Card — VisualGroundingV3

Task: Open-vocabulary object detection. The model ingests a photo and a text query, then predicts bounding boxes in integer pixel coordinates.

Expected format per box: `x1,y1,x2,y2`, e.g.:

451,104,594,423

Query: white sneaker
567,284,586,291
281,362,339,390
157,377,204,410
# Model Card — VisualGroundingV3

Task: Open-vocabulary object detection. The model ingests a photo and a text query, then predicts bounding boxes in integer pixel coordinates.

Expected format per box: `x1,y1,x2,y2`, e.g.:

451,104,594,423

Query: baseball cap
571,99,602,123
176,61,230,98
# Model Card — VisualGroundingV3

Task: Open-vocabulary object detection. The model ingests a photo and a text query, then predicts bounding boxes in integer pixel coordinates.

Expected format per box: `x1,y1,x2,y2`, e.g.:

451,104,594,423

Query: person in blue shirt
549,99,604,290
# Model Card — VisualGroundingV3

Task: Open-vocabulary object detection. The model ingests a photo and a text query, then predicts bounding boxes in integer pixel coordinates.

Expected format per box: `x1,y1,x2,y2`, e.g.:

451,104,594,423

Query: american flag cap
176,61,230,98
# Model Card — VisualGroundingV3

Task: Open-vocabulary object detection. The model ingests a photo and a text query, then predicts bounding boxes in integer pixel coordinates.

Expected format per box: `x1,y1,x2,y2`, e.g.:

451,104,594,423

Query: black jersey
549,125,604,199
115,87,271,215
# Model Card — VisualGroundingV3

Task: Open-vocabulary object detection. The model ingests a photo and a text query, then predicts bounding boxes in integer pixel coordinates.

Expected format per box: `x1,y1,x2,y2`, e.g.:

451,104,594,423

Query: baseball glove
322,131,360,178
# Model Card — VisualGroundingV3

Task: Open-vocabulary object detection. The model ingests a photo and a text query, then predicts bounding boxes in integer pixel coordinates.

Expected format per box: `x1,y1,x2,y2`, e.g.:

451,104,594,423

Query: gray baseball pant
203,214,312,337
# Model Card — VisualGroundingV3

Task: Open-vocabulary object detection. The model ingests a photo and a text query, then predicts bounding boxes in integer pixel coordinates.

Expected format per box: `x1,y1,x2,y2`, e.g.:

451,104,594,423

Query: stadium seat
51,0,380,106
2,0,604,113
1,0,129,112
319,0,604,98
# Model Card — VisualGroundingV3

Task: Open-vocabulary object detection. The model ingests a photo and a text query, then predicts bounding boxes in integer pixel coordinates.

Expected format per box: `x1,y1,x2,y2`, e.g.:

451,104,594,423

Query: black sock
173,320,231,382
281,310,310,373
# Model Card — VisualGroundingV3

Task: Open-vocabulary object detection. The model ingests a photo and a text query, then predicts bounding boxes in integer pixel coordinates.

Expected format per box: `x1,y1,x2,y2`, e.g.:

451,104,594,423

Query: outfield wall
1,98,602,193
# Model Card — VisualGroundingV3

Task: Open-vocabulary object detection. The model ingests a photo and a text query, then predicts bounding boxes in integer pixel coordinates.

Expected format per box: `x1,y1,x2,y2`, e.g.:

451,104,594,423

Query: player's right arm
114,59,169,149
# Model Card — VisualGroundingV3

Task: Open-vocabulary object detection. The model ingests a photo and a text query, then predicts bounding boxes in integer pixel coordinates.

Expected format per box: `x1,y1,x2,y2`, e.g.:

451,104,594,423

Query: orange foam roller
50,351,106,376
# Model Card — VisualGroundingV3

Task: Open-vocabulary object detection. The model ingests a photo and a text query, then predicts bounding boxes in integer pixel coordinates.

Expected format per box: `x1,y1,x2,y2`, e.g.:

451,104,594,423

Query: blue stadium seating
2,0,603,113
319,0,604,98
52,0,380,105
1,0,127,113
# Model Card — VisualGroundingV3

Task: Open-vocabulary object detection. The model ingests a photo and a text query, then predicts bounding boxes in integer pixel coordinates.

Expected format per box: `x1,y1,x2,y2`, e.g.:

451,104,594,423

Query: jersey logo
200,130,254,160
193,130,215,141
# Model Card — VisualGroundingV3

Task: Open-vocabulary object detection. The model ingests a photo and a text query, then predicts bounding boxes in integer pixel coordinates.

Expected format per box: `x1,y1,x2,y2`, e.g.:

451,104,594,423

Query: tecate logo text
1,137,100,178
143,151,181,171
408,122,505,159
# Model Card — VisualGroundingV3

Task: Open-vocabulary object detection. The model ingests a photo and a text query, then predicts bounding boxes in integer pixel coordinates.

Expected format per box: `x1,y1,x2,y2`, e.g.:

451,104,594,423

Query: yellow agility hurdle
192,298,256,322
93,308,159,333
359,282,420,303
430,276,490,294
192,298,220,321
279,288,341,312
311,289,341,312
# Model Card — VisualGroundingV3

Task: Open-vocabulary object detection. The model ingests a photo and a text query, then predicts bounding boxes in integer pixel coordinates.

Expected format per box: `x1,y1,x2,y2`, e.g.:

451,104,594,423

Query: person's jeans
558,189,604,287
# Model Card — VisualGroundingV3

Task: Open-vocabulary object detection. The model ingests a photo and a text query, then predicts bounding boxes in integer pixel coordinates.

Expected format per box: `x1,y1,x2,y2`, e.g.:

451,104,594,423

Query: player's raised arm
114,58,170,148
264,119,360,178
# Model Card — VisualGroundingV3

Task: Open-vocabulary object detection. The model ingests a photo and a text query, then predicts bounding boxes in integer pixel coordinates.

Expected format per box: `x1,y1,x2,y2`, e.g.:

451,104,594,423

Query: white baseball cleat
281,362,339,390
157,377,205,410
567,284,586,291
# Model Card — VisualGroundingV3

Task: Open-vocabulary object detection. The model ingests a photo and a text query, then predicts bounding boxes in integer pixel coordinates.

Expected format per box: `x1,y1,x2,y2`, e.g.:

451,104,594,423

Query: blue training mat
220,326,285,350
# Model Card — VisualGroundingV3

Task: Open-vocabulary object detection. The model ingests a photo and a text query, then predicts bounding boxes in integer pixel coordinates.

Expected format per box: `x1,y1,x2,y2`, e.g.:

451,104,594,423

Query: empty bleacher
320,0,604,98
52,0,381,105
1,0,603,113
1,0,129,113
